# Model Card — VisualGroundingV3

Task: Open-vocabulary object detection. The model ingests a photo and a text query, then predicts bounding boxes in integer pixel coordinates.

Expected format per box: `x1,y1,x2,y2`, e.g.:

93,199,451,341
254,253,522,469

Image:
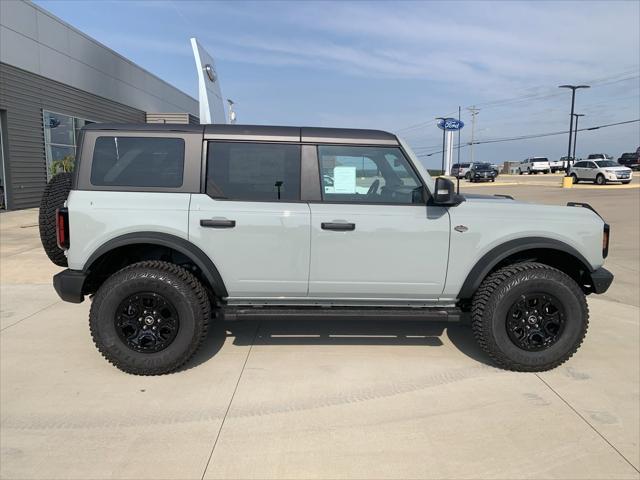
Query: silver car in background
569,159,633,185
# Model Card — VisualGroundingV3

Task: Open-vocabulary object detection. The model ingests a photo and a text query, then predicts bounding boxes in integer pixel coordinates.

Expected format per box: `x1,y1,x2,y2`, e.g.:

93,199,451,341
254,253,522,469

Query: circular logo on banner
437,118,465,131
204,64,217,83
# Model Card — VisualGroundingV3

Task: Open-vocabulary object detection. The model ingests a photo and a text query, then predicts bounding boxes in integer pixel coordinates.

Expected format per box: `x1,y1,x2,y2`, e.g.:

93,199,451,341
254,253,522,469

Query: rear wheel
89,261,210,375
38,173,73,267
571,173,579,184
518,169,523,175
595,174,606,185
471,262,588,371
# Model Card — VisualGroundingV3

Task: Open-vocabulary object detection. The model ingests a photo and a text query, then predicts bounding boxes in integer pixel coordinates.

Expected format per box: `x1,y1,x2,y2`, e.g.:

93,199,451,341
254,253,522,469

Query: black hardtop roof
82,123,398,144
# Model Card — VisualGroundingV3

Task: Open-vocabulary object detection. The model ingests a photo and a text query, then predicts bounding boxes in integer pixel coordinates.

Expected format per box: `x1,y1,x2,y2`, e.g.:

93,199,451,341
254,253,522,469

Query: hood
603,166,632,171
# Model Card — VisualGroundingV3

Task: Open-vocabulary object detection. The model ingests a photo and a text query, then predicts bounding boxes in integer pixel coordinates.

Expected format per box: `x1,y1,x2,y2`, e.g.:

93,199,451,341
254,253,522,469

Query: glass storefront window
43,110,94,180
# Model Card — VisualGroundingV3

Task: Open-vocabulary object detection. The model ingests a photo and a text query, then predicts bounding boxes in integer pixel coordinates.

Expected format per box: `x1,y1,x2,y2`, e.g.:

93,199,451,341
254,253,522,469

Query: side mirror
433,177,464,206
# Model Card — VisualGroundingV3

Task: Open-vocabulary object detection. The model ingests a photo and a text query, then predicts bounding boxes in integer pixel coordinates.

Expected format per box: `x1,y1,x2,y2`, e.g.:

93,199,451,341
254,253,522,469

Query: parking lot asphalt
1,176,639,479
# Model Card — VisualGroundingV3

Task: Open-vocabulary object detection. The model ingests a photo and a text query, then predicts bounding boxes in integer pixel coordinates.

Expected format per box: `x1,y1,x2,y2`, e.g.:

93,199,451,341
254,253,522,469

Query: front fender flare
457,237,593,299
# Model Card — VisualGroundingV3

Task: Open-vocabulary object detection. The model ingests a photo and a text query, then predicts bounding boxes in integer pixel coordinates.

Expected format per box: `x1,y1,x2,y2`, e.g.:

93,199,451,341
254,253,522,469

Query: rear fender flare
84,232,228,297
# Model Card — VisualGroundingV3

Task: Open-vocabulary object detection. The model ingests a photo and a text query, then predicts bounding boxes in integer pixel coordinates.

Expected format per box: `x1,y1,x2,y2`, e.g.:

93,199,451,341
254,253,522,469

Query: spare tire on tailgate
39,172,73,267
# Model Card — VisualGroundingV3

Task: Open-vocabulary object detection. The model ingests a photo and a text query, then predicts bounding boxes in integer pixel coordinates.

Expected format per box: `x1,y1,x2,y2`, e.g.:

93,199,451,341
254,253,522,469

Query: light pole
559,85,589,168
435,117,446,175
572,113,585,160
227,99,237,124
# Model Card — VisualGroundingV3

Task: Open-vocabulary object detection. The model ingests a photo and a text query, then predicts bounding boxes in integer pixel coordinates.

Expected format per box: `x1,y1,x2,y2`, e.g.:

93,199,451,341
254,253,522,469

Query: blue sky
37,0,640,167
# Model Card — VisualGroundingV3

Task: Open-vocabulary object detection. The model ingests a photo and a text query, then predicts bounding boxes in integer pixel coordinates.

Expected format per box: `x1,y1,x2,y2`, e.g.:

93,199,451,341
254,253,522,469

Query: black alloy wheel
506,293,565,351
115,292,180,353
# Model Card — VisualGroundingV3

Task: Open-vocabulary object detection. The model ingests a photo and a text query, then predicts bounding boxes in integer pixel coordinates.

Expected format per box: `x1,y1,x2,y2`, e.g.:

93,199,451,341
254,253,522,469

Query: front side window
595,160,618,168
91,137,184,187
318,145,423,204
206,142,301,201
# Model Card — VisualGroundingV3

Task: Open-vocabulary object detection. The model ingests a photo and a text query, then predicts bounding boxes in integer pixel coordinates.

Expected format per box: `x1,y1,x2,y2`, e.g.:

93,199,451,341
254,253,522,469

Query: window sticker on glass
332,166,357,193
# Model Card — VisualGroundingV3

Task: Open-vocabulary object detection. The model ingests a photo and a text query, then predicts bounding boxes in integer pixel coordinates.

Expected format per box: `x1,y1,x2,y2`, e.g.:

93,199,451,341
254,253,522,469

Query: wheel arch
458,237,595,300
82,232,228,298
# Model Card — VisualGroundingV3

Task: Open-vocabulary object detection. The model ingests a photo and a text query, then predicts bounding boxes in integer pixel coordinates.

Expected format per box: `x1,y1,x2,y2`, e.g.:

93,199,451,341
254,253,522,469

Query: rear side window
206,142,301,201
91,137,184,187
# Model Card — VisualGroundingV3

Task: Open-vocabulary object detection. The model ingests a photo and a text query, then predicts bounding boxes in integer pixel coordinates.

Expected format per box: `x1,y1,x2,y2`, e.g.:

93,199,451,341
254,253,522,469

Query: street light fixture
435,117,446,175
572,113,585,160
559,85,590,168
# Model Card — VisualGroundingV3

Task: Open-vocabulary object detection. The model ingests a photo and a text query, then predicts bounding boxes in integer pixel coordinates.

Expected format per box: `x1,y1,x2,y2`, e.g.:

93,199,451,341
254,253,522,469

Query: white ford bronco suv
39,124,613,375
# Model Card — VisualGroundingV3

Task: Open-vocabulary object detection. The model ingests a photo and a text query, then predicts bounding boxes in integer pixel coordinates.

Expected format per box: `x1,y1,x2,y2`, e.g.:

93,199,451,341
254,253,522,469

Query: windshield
595,160,620,168
473,164,492,171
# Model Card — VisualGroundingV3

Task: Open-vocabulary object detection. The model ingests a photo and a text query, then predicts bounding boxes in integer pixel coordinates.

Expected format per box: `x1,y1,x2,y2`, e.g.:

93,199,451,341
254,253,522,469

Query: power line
414,119,639,157
395,68,639,134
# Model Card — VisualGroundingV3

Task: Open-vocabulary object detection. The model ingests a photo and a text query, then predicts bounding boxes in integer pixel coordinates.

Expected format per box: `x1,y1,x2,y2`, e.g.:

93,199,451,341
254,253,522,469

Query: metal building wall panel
0,62,145,210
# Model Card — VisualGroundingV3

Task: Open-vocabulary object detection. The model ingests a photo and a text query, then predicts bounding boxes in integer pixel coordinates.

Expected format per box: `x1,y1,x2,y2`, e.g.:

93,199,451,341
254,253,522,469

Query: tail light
56,208,70,249
602,224,610,258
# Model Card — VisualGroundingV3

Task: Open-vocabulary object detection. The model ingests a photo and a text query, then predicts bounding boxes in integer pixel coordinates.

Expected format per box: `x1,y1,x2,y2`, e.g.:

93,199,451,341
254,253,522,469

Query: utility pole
572,113,585,160
435,117,447,175
467,106,480,164
558,85,590,165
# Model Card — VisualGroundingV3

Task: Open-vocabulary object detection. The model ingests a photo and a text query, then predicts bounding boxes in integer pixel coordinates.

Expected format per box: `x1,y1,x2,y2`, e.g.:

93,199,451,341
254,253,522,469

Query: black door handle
321,222,355,231
200,219,236,228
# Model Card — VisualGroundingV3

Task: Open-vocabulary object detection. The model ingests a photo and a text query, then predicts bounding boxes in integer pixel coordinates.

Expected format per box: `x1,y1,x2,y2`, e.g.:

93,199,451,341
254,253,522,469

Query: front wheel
595,174,606,185
622,181,631,185
89,261,211,375
465,172,471,180
471,262,588,371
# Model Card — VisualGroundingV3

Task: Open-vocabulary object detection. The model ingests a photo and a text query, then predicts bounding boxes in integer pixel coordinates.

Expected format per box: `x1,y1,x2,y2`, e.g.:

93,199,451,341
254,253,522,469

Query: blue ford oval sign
437,118,464,131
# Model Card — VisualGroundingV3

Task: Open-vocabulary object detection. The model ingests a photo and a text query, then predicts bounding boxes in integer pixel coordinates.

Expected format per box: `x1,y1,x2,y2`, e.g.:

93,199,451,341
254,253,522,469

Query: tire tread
89,260,211,375
471,262,589,372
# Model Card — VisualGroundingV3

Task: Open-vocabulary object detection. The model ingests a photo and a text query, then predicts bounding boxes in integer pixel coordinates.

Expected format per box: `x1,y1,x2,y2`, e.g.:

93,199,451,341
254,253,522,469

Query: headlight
605,169,615,173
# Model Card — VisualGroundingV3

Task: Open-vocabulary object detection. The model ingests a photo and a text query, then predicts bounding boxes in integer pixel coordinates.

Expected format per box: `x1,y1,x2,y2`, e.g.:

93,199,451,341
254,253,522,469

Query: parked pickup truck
39,123,613,375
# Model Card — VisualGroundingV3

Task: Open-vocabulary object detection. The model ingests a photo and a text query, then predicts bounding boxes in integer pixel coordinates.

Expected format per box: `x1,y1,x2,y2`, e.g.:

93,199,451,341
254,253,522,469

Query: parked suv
517,157,551,175
468,163,496,182
617,151,640,171
40,123,613,375
569,159,633,185
451,163,471,179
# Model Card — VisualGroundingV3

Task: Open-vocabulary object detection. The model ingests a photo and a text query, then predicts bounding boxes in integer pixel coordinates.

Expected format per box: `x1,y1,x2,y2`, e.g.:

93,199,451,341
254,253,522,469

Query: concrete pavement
1,180,639,479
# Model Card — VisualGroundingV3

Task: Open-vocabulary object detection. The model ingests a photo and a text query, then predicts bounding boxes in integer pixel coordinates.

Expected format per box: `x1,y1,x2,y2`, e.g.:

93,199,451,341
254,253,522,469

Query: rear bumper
53,269,86,303
590,267,614,294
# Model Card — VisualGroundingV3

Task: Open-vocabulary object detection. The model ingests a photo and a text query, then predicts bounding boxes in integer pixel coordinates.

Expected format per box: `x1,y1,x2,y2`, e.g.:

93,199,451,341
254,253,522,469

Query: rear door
307,144,450,300
189,141,311,299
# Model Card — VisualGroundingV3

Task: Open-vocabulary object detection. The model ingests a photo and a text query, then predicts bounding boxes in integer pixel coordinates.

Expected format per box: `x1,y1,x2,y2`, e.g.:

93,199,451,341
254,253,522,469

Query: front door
308,145,450,300
584,161,598,180
189,141,310,299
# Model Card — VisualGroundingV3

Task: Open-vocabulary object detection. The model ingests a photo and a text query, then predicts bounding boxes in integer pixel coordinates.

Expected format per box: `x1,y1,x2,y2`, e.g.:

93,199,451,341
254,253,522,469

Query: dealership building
0,0,200,210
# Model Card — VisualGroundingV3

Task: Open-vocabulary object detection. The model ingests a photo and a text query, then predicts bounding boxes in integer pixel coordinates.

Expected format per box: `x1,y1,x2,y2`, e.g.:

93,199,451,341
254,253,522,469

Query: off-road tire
89,261,210,375
571,173,579,184
38,172,73,267
471,262,588,372
595,174,606,185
